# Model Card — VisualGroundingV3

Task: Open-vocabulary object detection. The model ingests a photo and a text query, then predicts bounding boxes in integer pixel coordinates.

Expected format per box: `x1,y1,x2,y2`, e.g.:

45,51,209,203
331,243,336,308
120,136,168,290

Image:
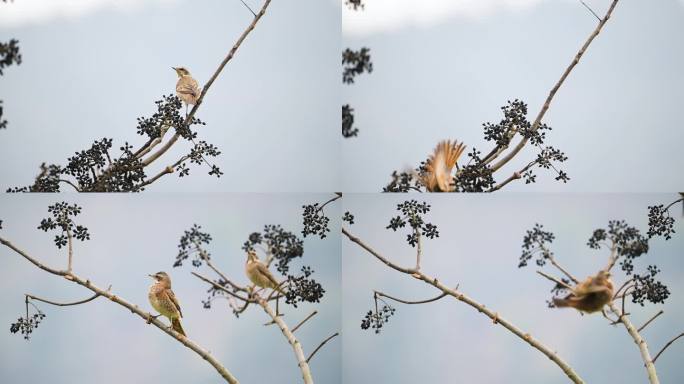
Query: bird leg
147,313,162,324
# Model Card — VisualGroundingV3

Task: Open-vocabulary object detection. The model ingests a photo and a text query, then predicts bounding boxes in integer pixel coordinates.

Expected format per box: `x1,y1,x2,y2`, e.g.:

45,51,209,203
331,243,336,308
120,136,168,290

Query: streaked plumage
421,140,466,192
553,270,614,314
173,67,201,108
148,271,186,336
245,250,285,294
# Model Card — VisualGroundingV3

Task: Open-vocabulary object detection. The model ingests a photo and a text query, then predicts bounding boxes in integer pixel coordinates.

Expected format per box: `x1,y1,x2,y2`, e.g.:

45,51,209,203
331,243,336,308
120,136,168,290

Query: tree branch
536,270,574,291
26,290,106,307
342,228,585,384
292,310,318,333
637,310,664,333
256,295,313,384
489,0,620,172
607,302,659,383
306,332,339,363
1,236,240,384
142,0,272,168
652,332,684,364
375,290,448,305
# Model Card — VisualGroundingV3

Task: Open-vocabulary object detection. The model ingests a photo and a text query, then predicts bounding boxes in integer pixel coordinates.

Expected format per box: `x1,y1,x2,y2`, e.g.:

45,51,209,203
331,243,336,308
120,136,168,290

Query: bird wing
167,289,183,318
256,262,281,288
176,78,201,98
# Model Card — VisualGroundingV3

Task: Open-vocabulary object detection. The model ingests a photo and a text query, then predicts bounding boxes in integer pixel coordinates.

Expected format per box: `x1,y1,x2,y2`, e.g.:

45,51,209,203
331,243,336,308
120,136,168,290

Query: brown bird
245,250,285,295
172,67,201,116
553,270,614,314
148,271,186,336
421,140,466,192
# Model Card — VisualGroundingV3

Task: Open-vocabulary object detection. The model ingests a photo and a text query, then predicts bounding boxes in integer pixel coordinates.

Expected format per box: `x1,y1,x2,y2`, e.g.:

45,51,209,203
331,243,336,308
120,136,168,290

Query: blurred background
0,193,341,383
342,193,684,383
0,0,340,192
342,0,684,192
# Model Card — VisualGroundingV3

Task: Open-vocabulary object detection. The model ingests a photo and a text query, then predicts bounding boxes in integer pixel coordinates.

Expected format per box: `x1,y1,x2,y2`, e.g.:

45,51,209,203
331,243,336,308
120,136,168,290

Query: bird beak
148,274,154,278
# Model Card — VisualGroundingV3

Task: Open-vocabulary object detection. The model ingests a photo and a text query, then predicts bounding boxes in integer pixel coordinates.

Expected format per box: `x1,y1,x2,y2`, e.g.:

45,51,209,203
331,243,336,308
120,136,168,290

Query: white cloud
0,0,179,28
343,0,567,36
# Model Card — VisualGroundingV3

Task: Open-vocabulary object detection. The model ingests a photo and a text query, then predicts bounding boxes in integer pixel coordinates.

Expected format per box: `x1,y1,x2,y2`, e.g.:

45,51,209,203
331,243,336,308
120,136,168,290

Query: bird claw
147,314,160,324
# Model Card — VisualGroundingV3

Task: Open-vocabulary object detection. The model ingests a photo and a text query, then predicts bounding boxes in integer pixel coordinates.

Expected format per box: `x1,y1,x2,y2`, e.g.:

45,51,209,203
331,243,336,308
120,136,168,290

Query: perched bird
148,271,186,336
421,140,466,192
172,67,201,116
553,270,614,314
245,250,285,295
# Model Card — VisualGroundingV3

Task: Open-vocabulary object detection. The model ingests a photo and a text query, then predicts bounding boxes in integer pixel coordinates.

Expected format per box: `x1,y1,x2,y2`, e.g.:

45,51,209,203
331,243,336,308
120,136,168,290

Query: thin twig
237,0,257,17
306,332,339,363
375,290,449,305
26,288,108,307
652,332,684,364
579,0,601,21
192,271,254,303
58,179,81,192
638,310,664,333
536,270,574,291
292,310,318,333
547,254,579,284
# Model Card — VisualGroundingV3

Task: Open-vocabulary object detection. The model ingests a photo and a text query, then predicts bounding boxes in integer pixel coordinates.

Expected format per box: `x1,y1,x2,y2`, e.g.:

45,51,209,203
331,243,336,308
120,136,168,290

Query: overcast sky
342,0,684,192
0,0,340,192
0,193,341,383
342,193,684,383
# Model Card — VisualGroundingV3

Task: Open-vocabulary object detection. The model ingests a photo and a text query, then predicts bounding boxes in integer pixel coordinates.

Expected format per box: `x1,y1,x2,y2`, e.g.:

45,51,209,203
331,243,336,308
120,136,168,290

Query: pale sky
342,193,684,383
0,194,341,383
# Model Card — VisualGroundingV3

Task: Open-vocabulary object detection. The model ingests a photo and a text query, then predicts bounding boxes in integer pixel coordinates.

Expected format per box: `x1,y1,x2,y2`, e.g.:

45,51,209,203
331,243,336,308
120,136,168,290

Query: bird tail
423,140,467,192
172,318,186,336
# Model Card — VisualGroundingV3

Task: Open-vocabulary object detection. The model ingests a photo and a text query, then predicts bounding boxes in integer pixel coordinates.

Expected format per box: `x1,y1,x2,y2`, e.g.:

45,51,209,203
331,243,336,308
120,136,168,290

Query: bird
245,250,285,295
421,140,466,192
148,271,186,336
172,67,201,116
553,270,614,314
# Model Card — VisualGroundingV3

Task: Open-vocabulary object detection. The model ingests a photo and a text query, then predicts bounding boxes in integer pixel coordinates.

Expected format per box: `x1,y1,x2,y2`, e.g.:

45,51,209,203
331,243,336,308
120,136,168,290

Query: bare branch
652,332,684,364
256,295,313,384
375,290,449,305
490,0,621,172
192,271,254,303
306,332,339,363
342,227,416,275
638,310,664,333
579,0,601,21
0,236,66,276
142,0,272,167
292,310,318,333
26,289,108,307
607,302,660,383
1,238,240,384
343,229,586,384
536,270,574,291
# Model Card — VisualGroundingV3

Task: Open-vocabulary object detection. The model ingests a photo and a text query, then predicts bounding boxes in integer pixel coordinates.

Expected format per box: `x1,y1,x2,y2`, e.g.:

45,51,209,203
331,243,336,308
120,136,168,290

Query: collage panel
342,1,684,192
0,193,341,383
342,193,683,383
0,0,340,193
